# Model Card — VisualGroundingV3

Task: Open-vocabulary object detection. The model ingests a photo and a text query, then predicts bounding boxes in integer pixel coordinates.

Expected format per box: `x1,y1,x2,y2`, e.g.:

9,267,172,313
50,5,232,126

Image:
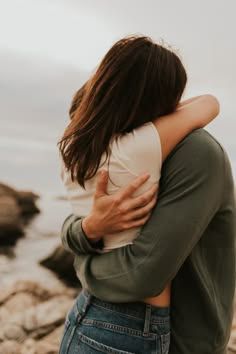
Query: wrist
82,215,102,242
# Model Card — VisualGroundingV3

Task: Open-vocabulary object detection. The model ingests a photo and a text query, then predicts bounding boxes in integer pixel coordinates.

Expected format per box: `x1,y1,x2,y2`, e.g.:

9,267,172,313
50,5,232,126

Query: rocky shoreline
0,182,78,353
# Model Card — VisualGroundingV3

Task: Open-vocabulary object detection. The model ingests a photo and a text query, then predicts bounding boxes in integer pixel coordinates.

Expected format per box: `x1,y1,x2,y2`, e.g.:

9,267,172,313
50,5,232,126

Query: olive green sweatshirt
61,129,236,354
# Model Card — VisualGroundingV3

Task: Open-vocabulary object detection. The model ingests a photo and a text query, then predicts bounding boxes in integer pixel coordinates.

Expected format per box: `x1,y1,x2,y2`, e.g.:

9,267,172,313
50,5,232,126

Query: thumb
95,170,108,197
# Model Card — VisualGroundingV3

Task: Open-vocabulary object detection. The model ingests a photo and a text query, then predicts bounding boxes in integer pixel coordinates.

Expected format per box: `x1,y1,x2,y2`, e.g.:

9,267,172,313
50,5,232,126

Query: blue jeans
59,289,171,354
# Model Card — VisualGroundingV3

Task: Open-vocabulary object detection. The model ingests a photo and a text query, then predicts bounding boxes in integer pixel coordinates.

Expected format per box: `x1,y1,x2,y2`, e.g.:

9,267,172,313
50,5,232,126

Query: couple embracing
58,35,236,354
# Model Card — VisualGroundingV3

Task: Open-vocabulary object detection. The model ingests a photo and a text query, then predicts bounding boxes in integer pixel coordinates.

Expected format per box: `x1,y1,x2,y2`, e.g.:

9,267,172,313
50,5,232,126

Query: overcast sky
0,0,235,192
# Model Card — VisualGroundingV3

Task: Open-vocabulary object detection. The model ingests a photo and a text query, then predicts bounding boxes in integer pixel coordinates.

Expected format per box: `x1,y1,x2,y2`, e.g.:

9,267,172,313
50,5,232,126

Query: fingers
123,213,152,229
117,173,151,200
128,184,158,210
95,170,109,197
126,194,157,221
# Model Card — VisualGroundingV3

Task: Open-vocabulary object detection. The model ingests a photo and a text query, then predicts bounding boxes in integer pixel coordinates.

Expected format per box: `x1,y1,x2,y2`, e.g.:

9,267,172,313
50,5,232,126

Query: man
61,129,236,354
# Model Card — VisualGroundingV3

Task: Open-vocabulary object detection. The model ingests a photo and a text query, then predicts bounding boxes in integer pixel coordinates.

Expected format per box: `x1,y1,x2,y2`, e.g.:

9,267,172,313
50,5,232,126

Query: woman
58,35,219,353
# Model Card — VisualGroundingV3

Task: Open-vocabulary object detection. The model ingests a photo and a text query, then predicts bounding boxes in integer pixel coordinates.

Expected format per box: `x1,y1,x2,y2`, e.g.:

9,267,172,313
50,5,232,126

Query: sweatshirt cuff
72,216,104,254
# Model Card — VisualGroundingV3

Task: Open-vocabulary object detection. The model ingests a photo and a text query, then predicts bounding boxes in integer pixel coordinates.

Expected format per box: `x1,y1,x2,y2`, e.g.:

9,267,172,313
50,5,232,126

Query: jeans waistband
74,289,170,329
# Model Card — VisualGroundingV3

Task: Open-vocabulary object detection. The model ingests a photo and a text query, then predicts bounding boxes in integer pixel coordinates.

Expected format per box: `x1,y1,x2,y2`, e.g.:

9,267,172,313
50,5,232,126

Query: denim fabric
59,289,171,354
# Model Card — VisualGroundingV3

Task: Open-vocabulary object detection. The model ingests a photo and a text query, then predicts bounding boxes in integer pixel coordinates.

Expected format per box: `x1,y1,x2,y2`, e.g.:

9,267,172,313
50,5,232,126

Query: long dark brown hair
58,34,187,188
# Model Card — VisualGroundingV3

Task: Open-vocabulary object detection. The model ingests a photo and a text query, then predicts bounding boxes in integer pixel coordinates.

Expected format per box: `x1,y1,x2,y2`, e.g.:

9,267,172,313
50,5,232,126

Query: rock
22,295,73,335
0,280,56,305
36,325,64,354
19,331,64,354
0,340,21,354
0,183,40,246
21,339,37,354
0,280,77,353
0,293,37,322
40,245,79,286
0,196,23,245
0,322,26,342
16,191,40,216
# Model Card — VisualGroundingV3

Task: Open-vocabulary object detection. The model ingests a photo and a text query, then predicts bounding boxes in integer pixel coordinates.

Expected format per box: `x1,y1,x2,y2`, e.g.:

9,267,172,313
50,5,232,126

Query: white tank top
60,122,162,251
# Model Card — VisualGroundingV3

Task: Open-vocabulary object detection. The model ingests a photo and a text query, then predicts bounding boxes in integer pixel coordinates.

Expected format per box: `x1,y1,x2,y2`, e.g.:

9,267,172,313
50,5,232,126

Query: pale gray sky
0,0,235,193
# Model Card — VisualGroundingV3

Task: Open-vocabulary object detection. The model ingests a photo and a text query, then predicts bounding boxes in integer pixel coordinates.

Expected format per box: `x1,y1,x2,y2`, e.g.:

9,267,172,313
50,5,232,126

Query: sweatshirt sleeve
61,214,104,254
61,129,225,302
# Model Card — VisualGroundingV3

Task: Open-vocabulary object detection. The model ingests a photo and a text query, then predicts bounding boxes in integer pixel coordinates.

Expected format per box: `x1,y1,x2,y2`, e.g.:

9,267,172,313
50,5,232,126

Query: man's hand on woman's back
82,170,158,241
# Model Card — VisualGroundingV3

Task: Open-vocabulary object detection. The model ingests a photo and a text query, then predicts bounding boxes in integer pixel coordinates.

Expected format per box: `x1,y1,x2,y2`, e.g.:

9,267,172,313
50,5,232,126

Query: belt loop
77,290,92,323
82,291,92,313
143,304,152,337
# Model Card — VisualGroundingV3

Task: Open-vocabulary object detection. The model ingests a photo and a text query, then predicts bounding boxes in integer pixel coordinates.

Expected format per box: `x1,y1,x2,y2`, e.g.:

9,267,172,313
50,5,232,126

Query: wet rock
40,245,79,286
0,183,40,246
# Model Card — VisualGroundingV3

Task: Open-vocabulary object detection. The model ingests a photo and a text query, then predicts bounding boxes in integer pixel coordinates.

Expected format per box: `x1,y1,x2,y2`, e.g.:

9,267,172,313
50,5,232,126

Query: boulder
16,190,40,216
0,183,40,246
40,245,79,286
0,196,23,245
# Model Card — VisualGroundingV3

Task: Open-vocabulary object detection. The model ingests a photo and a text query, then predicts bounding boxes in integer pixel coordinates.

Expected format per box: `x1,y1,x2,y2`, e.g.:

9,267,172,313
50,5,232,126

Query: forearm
177,95,204,109
153,94,220,161
176,94,220,125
